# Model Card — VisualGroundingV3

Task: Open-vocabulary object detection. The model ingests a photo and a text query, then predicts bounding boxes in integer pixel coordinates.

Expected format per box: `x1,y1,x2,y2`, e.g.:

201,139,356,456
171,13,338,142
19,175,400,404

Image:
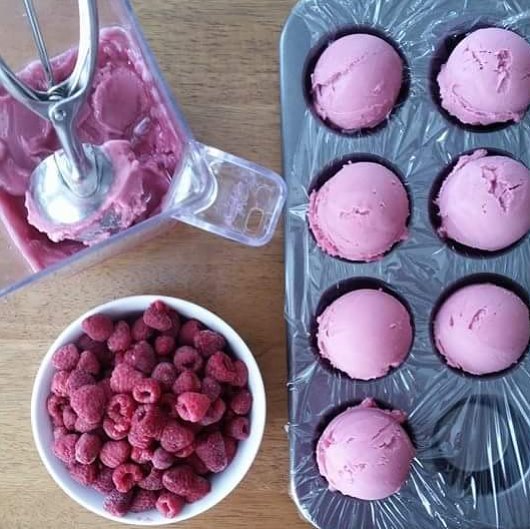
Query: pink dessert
434,283,530,375
311,34,403,131
0,27,182,270
437,150,530,251
316,398,415,500
437,28,530,126
308,162,409,262
317,289,413,380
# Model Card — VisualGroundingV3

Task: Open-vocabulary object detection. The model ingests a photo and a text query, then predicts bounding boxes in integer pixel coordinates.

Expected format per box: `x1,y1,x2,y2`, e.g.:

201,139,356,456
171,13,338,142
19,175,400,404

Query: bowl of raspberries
31,296,265,524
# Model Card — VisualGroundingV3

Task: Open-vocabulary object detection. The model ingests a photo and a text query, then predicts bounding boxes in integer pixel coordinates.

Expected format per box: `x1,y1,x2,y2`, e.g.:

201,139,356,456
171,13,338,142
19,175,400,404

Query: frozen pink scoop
317,399,415,500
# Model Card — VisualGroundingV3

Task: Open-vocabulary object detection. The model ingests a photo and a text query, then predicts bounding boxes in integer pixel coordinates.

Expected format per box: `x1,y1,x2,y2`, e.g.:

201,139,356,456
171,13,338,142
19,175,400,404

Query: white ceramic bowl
31,295,266,525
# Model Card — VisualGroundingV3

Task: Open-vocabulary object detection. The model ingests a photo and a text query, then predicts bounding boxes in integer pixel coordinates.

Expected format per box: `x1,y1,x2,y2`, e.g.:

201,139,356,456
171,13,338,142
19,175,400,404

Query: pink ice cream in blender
0,27,182,270
437,28,530,126
316,398,415,500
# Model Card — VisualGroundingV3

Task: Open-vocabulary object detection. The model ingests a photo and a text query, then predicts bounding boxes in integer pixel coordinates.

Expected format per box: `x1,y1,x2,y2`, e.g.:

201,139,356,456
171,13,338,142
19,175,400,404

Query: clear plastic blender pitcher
0,0,286,297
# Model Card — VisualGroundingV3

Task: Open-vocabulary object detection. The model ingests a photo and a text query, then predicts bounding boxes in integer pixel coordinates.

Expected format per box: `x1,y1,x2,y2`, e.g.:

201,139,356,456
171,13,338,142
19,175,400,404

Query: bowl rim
31,295,267,525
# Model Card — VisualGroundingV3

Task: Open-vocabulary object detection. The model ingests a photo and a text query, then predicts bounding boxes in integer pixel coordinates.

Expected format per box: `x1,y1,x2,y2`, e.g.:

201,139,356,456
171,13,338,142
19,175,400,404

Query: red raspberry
110,363,144,393
173,346,203,373
224,436,237,465
77,350,100,375
152,363,178,391
75,433,101,465
172,371,201,395
107,394,136,423
66,370,95,395
154,335,176,356
130,446,155,464
160,420,195,453
131,317,153,341
103,417,130,440
128,428,153,449
103,490,134,517
69,462,98,486
174,441,196,459
93,465,115,493
75,417,100,433
131,404,165,439
70,384,106,424
51,370,70,397
98,379,113,401
125,341,156,375
176,392,211,423
47,395,67,426
52,343,79,371
62,405,77,430
143,301,173,331
113,462,144,493
194,330,227,357
156,491,185,518
82,314,114,342
195,431,228,473
159,393,178,418
162,465,197,496
100,440,131,468
178,320,203,346
232,360,249,387
130,489,158,513
186,453,209,475
138,467,164,490
205,352,236,383
107,320,132,352
132,379,162,404
53,433,78,464
114,351,126,365
78,334,108,356
201,377,222,401
200,398,227,426
152,447,175,470
54,426,68,439
163,309,182,338
225,416,250,440
230,389,252,415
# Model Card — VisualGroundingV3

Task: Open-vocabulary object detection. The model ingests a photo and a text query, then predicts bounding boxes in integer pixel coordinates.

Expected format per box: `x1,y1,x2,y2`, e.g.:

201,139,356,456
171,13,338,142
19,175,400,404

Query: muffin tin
280,1,530,528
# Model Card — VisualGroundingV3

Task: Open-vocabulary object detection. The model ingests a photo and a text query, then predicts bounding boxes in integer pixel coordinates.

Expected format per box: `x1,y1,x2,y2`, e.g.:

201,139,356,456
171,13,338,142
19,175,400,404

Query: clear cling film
279,1,530,528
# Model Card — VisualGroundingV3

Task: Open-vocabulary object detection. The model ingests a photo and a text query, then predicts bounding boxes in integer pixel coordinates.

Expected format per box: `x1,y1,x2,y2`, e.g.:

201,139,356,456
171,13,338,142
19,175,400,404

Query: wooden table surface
0,1,306,527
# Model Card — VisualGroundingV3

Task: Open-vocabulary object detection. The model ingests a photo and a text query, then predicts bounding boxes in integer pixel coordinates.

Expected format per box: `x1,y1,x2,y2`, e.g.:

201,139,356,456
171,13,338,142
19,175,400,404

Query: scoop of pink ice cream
308,162,409,262
311,34,403,130
317,289,413,380
316,398,415,500
437,149,530,251
434,283,530,375
437,28,530,126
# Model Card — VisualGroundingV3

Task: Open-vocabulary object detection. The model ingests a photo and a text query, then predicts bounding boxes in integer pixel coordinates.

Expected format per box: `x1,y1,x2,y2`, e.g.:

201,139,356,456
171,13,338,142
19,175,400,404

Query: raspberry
75,417,100,433
53,433,78,464
160,420,195,453
178,320,203,346
201,377,222,401
130,489,158,513
133,379,162,404
103,489,134,517
224,436,237,465
106,393,136,422
63,405,77,430
225,416,250,440
172,371,201,395
54,426,68,439
194,330,226,357
69,462,98,486
152,447,175,470
162,465,197,496
113,463,144,493
82,314,114,342
128,428,153,449
107,320,132,352
66,370,95,395
110,363,144,393
100,440,131,468
131,404,165,439
152,363,178,391
154,335,176,356
125,341,156,375
47,395,67,426
93,347,114,368
205,352,236,384
130,446,155,464
52,343,80,371
51,370,69,397
176,392,211,423
75,433,101,464
114,351,126,365
70,384,106,424
173,346,203,373
186,453,209,475
230,389,252,415
195,432,228,473
138,467,164,490
93,465,115,493
159,393,178,418
131,317,153,341
77,350,100,375
103,417,130,440
163,309,182,338
98,379,113,401
232,360,249,387
200,398,227,426
156,491,185,518
143,301,173,331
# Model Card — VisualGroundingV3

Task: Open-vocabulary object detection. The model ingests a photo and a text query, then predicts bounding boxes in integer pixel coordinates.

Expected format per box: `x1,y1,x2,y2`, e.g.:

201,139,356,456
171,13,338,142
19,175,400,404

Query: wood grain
0,1,306,528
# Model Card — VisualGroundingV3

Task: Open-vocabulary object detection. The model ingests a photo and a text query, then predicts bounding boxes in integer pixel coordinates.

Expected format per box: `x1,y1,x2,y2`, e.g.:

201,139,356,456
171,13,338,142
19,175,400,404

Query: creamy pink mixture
0,27,182,270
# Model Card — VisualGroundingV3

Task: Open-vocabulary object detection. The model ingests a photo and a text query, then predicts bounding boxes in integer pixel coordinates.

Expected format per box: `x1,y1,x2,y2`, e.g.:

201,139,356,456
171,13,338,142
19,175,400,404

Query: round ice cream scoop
434,283,530,375
437,150,530,251
317,288,413,380
311,34,404,131
437,28,530,126
308,161,409,262
316,398,415,500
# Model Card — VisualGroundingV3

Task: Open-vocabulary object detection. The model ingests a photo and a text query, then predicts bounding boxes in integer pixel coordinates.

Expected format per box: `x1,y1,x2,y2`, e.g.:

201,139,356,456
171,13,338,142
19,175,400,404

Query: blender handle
167,142,287,247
